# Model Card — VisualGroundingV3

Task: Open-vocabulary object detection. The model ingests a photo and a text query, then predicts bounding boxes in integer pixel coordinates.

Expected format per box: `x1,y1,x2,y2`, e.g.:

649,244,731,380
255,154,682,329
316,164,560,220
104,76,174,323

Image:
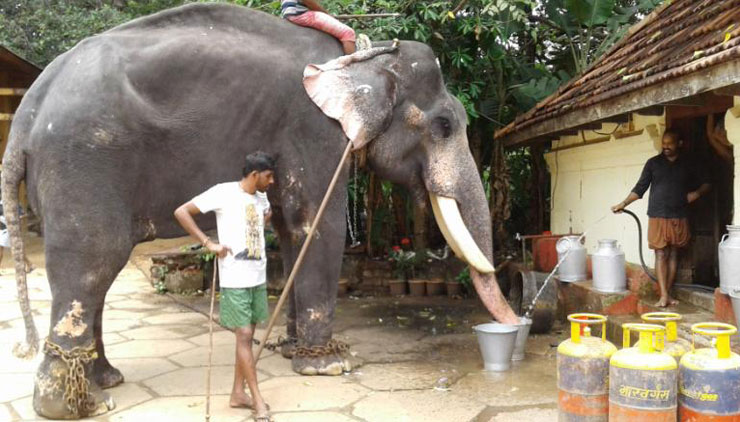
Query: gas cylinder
556,236,587,282
642,312,691,362
719,225,740,293
609,323,678,422
678,322,740,421
557,313,617,421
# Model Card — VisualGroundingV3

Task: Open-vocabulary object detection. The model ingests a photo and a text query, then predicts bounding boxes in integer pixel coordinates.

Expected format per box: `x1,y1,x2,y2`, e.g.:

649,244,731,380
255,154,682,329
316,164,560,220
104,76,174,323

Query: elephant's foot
292,354,352,376
93,359,124,389
33,353,116,419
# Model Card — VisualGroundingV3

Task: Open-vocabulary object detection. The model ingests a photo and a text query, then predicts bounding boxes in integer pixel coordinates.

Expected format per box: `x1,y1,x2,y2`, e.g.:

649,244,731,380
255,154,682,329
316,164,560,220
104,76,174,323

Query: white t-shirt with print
192,182,270,288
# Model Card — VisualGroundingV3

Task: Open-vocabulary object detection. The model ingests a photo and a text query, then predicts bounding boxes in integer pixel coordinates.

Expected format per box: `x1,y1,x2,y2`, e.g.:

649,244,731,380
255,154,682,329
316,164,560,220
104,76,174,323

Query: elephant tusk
429,194,495,274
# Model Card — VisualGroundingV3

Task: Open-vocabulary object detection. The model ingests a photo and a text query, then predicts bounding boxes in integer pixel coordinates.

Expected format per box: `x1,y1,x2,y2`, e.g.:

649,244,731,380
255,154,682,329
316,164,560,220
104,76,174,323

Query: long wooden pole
204,259,218,422
255,141,354,360
335,13,401,19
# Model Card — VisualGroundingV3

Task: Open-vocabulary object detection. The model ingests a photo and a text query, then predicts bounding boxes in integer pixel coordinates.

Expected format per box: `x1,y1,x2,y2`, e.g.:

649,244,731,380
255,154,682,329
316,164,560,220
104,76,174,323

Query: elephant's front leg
286,203,349,376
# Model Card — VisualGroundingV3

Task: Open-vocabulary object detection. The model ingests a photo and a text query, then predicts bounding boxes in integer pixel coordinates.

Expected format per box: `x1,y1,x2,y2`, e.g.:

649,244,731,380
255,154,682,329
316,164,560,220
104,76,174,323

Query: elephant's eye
433,117,453,139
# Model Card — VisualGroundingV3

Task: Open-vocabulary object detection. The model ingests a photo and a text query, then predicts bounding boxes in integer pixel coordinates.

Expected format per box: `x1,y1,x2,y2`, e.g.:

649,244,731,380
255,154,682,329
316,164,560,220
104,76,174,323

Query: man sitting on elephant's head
174,151,275,421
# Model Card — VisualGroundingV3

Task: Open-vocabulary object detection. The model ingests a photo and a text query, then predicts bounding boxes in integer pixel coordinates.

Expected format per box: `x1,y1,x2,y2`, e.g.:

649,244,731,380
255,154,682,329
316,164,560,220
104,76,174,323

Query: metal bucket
592,239,626,293
719,225,740,293
730,289,740,329
556,236,587,282
473,323,518,371
512,317,533,361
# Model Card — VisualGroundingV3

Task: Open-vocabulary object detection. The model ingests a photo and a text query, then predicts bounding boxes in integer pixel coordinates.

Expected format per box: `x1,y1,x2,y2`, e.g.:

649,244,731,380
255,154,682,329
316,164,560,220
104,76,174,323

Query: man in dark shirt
612,130,710,307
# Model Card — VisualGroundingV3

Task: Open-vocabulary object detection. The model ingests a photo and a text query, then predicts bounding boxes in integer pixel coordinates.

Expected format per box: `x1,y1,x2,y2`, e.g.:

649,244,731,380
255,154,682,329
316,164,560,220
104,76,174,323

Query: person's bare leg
655,248,670,307
666,246,679,306
235,325,268,418
341,40,356,55
24,255,34,273
230,339,253,408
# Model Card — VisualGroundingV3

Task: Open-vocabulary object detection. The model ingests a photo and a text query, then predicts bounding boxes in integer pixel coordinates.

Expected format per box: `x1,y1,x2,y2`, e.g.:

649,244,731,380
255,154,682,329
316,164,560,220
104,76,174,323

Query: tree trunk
365,173,376,257
489,141,511,249
529,145,549,234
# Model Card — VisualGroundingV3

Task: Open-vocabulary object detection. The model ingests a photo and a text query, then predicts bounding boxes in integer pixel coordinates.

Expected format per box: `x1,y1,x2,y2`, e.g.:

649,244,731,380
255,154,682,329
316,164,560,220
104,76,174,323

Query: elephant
2,3,518,419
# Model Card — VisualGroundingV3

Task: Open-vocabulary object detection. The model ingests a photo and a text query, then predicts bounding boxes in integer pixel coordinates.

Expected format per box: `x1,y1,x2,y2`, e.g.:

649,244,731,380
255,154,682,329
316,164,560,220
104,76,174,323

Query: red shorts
288,11,356,43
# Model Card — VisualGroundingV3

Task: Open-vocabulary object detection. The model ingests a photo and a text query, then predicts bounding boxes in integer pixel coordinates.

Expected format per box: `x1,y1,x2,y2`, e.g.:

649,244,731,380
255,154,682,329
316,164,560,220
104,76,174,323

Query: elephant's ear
303,46,399,150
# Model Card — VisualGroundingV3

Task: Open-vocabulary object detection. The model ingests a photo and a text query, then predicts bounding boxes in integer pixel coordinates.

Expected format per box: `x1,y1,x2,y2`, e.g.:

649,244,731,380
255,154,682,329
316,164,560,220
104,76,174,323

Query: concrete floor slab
273,411,356,422
256,353,296,377
105,339,195,359
108,299,161,310
0,343,44,374
350,362,462,391
352,390,485,422
487,407,558,422
105,383,154,416
143,365,269,396
169,344,236,367
452,356,558,407
109,396,247,422
108,357,179,383
0,404,13,422
102,319,142,333
142,312,207,325
259,376,369,412
0,373,33,402
120,325,203,340
188,329,235,346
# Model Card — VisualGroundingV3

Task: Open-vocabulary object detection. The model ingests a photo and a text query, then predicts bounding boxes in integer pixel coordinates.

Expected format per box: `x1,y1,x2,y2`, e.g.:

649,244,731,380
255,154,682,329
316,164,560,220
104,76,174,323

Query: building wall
726,96,740,225
544,114,665,265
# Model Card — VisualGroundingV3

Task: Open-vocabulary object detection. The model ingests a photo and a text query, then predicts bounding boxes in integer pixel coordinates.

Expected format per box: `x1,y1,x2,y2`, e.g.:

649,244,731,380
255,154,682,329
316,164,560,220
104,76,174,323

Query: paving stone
0,373,33,402
143,365,268,396
0,342,44,374
142,312,207,325
106,383,154,416
488,407,558,422
257,353,296,377
350,362,462,391
110,395,246,422
273,411,355,422
120,326,197,340
102,319,142,333
259,376,369,412
103,309,151,320
169,344,236,367
352,390,484,422
0,404,12,422
108,300,161,310
108,358,179,383
106,339,195,359
188,330,235,346
9,396,34,420
452,356,558,407
103,332,128,345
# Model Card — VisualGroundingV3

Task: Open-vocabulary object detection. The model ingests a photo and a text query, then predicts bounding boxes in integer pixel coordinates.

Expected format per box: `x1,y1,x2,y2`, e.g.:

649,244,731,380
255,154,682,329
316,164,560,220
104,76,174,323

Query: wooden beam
713,83,740,97
0,88,27,96
599,114,629,124
550,136,611,153
0,113,14,121
500,58,740,147
635,106,665,116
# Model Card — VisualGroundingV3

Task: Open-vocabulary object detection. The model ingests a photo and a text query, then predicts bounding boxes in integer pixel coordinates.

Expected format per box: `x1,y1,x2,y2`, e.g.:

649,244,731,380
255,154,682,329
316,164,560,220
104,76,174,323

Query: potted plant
449,267,471,297
389,245,416,296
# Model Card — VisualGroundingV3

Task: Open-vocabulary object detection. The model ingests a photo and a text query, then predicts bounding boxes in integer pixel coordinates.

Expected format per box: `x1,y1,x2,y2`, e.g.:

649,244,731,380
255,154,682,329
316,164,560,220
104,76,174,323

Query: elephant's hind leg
34,228,133,419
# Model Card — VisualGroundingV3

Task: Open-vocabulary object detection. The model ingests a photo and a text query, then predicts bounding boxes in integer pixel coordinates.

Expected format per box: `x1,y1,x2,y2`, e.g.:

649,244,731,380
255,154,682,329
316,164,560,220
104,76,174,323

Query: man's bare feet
229,392,254,409
654,296,679,307
253,400,271,422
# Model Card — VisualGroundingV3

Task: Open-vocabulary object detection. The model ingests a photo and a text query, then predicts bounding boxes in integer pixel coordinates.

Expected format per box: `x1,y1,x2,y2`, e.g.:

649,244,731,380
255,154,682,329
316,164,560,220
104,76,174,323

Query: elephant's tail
1,142,38,359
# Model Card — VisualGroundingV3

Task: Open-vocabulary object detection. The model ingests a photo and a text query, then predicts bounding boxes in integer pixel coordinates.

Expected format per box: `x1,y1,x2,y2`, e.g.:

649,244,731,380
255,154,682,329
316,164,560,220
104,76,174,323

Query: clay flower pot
389,279,407,296
445,281,463,297
425,279,445,296
408,279,426,296
337,278,349,297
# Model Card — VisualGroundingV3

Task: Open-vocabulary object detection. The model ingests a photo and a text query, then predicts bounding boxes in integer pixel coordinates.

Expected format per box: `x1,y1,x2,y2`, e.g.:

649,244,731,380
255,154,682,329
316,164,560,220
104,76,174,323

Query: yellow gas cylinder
678,322,740,422
609,323,678,422
642,312,691,361
557,313,617,422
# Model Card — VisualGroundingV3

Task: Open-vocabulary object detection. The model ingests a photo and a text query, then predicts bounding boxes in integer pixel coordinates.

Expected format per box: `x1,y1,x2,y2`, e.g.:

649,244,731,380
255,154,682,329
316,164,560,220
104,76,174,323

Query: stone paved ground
0,236,562,422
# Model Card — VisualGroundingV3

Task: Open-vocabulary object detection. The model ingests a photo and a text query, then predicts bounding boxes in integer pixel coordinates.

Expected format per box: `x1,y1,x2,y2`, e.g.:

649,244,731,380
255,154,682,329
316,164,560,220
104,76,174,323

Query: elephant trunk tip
13,335,39,360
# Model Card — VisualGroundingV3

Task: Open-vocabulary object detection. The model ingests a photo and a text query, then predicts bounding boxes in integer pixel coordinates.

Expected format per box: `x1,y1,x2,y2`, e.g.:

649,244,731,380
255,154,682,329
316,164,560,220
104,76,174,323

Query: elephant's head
303,41,518,324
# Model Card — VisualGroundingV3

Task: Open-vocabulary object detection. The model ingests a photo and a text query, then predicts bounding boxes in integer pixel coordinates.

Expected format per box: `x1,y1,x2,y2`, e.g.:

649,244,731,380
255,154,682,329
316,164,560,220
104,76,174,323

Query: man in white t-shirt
174,151,275,421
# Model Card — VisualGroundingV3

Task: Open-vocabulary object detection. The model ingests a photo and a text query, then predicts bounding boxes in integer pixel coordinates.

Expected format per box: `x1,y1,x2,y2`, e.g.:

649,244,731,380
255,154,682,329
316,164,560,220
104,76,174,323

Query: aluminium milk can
592,239,626,293
556,235,587,282
719,225,740,293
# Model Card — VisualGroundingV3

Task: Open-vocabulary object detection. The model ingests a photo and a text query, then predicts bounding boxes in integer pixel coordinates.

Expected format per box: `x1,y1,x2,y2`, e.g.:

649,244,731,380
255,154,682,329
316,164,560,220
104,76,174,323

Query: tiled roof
495,0,740,144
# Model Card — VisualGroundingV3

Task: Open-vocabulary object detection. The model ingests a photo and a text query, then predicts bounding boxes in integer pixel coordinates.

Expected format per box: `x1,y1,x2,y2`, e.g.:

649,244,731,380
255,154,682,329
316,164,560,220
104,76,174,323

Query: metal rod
335,13,401,19
255,141,354,360
204,259,218,422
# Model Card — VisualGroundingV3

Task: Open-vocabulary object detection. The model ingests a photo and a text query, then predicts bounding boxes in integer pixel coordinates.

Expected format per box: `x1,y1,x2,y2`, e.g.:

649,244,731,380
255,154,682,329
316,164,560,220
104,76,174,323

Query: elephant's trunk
428,150,519,325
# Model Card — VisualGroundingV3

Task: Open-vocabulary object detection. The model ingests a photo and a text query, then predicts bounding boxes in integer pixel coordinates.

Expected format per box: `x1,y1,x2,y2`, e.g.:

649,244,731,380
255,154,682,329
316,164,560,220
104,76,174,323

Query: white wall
545,114,665,265
725,97,740,225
